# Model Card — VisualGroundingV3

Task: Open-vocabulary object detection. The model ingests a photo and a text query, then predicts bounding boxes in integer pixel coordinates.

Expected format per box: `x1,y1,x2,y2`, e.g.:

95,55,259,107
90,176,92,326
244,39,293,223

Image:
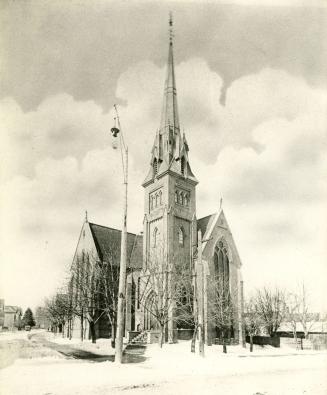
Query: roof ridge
197,213,216,221
89,222,140,237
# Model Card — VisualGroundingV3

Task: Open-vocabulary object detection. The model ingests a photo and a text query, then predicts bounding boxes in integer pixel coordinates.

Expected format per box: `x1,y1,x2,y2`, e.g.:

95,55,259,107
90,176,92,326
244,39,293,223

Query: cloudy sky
1,0,326,313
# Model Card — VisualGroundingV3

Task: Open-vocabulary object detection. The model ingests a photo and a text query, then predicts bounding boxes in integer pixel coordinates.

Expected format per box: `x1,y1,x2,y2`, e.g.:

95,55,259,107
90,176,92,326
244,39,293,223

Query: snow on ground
0,330,63,370
0,336,326,395
44,332,116,356
0,330,31,342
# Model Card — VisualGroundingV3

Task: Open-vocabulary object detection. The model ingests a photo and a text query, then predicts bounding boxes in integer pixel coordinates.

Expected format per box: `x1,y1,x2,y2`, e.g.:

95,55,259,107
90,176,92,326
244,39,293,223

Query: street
1,331,326,395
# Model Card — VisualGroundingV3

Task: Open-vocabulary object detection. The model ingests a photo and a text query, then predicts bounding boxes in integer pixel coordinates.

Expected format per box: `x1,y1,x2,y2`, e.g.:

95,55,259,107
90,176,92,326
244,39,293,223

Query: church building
70,17,244,346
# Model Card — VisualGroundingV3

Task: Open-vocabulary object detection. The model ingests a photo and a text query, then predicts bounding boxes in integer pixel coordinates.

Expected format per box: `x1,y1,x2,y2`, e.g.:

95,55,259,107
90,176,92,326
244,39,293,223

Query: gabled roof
4,306,21,314
89,223,143,270
197,210,242,267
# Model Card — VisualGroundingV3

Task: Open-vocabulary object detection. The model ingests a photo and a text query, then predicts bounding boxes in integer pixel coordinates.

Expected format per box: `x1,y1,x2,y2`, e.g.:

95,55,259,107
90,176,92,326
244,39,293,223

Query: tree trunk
111,318,116,348
84,319,87,341
69,319,73,340
89,320,96,344
292,328,298,348
222,330,227,353
159,325,164,348
80,315,84,342
191,326,197,353
62,323,65,338
304,328,309,340
250,334,253,352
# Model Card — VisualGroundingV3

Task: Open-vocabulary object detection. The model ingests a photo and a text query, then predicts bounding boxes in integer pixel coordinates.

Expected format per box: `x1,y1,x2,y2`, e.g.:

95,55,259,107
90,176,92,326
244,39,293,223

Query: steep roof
89,223,143,270
197,214,216,238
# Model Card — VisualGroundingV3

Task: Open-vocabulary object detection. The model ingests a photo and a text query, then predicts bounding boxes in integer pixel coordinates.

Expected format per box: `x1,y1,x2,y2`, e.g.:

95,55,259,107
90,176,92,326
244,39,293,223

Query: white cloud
0,59,326,311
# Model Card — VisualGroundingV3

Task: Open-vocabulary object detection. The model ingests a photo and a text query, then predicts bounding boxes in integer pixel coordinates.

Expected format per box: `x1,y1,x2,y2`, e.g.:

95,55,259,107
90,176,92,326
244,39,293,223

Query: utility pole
240,280,246,348
197,230,205,357
110,105,128,364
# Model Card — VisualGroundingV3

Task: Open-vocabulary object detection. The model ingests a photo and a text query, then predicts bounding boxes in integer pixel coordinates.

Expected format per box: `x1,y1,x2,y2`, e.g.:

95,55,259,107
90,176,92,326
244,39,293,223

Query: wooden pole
240,280,246,348
115,147,128,364
197,230,205,357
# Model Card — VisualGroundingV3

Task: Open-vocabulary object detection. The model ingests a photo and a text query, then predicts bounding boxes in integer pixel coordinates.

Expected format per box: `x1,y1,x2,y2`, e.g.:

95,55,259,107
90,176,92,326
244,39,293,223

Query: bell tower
142,15,198,338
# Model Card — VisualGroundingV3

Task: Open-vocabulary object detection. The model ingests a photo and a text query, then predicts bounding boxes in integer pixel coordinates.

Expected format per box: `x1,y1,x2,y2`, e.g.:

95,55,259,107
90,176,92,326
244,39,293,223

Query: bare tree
244,297,262,352
286,292,300,344
67,242,121,345
207,276,235,353
95,245,120,348
174,262,198,353
138,241,187,348
254,287,286,337
287,283,317,342
297,283,317,339
45,293,70,336
70,252,101,343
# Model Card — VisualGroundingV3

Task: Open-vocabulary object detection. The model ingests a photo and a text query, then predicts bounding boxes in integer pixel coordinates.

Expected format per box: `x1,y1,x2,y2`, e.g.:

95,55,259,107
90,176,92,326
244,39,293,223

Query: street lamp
110,104,128,364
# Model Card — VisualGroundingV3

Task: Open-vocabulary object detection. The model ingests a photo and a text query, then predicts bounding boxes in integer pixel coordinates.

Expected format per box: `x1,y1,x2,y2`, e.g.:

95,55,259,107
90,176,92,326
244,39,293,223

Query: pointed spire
160,12,180,139
142,14,198,186
85,210,88,223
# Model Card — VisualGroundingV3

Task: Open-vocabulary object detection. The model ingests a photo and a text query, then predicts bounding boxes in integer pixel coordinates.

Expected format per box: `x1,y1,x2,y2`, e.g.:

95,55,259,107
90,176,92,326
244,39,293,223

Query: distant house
35,306,51,330
0,299,4,329
4,306,22,330
278,319,327,337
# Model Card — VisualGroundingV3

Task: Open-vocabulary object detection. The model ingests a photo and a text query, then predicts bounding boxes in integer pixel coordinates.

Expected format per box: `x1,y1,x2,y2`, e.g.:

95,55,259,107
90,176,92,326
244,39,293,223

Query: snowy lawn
0,337,326,395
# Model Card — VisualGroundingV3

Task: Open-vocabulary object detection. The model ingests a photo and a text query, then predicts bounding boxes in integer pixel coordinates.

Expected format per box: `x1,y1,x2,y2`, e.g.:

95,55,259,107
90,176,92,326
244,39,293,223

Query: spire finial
219,197,223,211
169,12,173,44
85,210,88,222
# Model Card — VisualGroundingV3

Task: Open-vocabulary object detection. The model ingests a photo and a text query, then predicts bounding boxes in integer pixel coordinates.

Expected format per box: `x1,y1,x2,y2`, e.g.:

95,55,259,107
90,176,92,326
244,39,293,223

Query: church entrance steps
127,331,148,345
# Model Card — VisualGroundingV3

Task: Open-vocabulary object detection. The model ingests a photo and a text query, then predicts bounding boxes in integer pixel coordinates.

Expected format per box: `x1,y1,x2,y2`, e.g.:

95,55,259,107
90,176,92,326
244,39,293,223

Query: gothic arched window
184,193,189,206
178,227,184,246
179,191,184,205
155,193,158,207
159,190,162,205
175,191,178,203
214,240,230,289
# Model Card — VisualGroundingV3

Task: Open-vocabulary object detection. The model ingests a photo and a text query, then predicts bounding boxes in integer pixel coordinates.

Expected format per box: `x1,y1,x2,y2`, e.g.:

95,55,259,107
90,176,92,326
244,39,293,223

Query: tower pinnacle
143,14,198,186
160,12,180,140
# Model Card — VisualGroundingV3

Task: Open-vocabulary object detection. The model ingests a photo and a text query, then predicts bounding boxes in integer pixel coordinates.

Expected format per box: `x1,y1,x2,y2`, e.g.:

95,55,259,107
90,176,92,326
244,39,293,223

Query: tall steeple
160,13,180,140
142,15,198,342
143,14,197,186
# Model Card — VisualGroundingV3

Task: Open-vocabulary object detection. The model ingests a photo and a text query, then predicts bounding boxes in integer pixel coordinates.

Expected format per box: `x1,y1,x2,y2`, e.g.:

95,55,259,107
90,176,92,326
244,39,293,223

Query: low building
3,305,22,330
35,306,51,330
0,299,5,329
